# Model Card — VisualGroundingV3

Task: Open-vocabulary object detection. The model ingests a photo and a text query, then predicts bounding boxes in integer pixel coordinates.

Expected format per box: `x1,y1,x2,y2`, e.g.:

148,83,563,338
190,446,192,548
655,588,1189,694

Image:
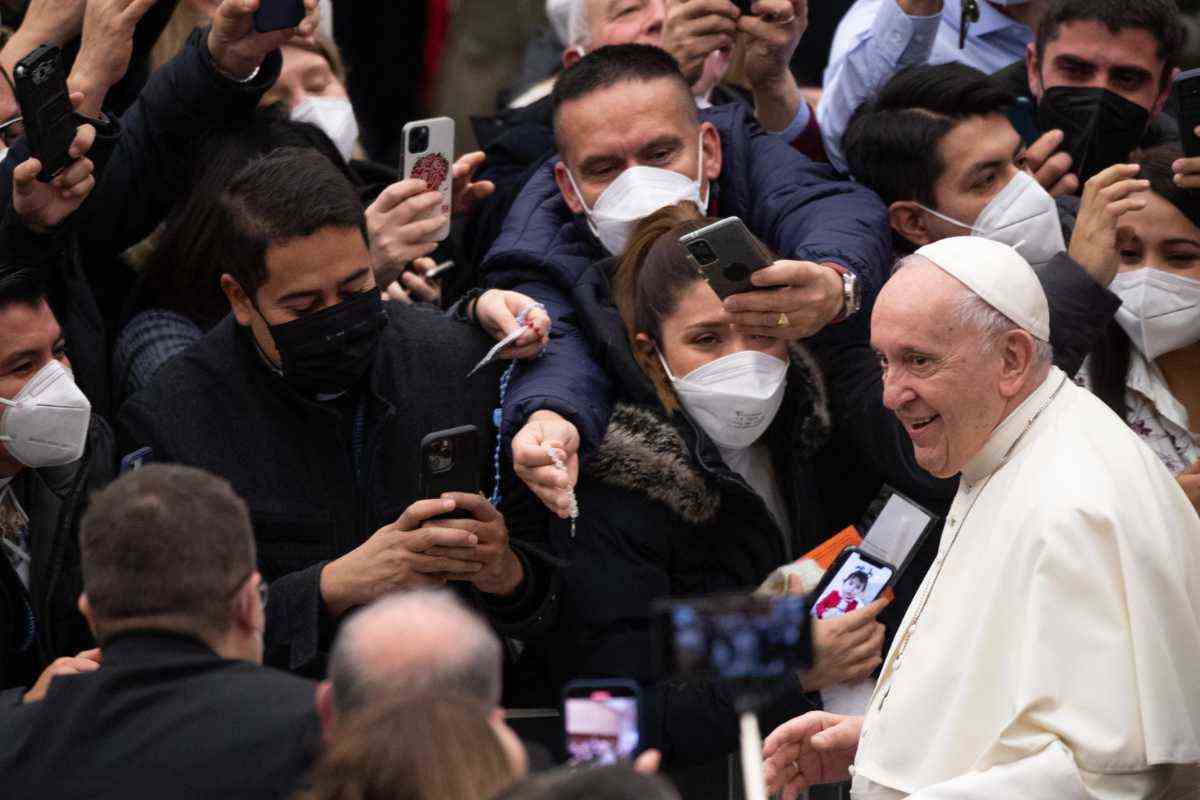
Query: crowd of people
0,0,1198,797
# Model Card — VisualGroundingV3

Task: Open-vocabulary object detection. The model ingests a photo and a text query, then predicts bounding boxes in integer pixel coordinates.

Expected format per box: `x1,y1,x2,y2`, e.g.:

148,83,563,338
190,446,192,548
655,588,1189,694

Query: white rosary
545,445,579,537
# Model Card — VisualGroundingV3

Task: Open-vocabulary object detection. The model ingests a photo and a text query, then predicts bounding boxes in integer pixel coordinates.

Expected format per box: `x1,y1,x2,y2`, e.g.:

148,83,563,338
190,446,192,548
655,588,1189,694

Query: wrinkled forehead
871,259,968,350
556,77,698,165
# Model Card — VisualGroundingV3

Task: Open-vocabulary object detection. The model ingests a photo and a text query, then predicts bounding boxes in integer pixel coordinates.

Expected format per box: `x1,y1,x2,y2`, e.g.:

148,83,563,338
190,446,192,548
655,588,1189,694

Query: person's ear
1153,67,1180,119
1026,42,1043,102
700,122,722,184
889,201,934,247
78,593,97,639
221,275,256,327
231,575,261,635
562,46,584,69
315,680,336,744
555,161,586,215
997,329,1038,398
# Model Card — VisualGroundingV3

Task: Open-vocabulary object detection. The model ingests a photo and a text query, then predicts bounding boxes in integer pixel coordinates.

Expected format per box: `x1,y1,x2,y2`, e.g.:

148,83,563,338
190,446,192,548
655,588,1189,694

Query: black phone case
808,546,897,611
12,45,76,183
680,217,773,300
253,0,305,33
1177,70,1200,160
419,425,481,500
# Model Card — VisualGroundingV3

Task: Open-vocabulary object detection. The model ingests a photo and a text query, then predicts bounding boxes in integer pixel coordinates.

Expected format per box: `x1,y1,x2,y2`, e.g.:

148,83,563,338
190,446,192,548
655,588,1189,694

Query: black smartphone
253,0,305,33
562,680,641,766
809,547,896,620
419,425,481,509
679,217,773,300
1175,67,1200,160
12,45,77,182
653,593,810,682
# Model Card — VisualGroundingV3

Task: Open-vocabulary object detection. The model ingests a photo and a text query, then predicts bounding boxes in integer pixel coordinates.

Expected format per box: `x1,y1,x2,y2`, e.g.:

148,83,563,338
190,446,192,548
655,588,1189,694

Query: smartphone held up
402,117,455,242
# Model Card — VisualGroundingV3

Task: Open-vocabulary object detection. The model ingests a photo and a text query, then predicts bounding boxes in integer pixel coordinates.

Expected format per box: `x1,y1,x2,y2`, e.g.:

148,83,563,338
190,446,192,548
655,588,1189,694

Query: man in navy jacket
483,45,891,515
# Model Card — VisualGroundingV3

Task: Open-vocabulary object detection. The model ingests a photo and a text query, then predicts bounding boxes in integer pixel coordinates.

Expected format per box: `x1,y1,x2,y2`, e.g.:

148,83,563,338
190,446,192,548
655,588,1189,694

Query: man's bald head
328,591,502,715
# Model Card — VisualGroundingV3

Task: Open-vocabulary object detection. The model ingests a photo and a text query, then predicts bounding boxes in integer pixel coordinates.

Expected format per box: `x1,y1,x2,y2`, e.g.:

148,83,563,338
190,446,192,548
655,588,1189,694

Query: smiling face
1029,21,1172,116
554,78,722,214
870,261,1010,478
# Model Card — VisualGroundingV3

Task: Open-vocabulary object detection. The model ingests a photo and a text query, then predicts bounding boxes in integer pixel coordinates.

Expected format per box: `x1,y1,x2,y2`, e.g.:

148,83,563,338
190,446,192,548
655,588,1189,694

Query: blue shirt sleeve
817,0,941,174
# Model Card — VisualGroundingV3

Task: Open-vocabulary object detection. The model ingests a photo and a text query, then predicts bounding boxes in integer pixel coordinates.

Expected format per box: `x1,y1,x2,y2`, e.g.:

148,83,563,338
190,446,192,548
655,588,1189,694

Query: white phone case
401,116,454,242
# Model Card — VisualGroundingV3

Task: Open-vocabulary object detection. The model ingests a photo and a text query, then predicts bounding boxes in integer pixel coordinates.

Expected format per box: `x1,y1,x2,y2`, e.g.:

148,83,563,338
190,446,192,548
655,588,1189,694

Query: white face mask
292,96,360,163
1110,267,1200,360
919,171,1065,267
0,360,91,468
658,349,788,450
566,132,711,255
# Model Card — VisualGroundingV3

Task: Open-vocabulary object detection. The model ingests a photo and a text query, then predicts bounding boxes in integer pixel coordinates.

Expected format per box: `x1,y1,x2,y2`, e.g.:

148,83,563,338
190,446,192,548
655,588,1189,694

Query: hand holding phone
253,0,305,33
13,45,78,183
402,117,455,242
810,548,895,620
419,425,482,502
680,216,773,300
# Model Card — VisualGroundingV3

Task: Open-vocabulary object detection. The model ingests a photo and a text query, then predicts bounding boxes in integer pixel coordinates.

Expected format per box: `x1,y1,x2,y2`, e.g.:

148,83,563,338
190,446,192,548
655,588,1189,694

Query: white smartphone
401,116,454,242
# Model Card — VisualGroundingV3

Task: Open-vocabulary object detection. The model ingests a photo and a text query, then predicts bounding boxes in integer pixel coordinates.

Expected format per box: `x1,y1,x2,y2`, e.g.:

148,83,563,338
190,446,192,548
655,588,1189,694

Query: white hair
547,0,591,48
892,254,1053,364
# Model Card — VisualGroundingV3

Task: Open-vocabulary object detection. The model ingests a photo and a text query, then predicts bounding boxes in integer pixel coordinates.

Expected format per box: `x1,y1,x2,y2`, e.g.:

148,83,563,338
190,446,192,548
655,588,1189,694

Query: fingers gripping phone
679,217,773,300
1175,67,1200,160
563,681,641,766
809,548,896,621
419,425,481,519
402,117,454,242
253,0,305,33
12,45,77,182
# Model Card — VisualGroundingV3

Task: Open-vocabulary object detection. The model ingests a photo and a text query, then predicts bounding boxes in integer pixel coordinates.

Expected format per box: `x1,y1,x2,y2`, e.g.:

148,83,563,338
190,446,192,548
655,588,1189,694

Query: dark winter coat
119,305,556,678
484,101,891,453
0,416,114,696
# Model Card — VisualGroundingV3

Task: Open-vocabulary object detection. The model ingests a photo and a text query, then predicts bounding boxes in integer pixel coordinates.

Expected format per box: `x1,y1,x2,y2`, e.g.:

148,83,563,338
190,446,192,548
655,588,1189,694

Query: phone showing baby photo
810,548,896,620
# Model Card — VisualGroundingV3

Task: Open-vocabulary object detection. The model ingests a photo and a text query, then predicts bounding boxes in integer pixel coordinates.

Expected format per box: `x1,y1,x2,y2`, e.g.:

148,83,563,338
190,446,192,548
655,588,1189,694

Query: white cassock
851,367,1200,799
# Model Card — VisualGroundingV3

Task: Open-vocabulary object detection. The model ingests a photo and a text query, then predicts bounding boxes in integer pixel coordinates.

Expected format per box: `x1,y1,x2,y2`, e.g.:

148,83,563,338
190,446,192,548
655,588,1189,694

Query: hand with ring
724,260,845,340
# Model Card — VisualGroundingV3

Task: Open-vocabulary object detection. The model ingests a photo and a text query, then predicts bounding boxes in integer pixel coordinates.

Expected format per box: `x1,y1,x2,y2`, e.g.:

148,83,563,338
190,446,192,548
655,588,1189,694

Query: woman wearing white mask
1079,146,1200,513
261,35,362,164
529,203,886,778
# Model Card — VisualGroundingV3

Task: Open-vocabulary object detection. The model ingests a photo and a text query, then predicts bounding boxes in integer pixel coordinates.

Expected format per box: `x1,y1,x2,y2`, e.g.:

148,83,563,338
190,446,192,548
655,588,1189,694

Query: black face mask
1036,86,1151,186
266,290,388,397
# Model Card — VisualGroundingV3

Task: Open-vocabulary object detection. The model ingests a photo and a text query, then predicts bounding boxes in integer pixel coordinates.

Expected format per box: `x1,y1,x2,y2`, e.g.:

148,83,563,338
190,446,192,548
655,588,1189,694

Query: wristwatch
825,263,862,323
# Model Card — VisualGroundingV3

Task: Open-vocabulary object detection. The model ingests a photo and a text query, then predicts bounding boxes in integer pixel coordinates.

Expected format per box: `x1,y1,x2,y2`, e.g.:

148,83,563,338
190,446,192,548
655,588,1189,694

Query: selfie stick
740,710,768,800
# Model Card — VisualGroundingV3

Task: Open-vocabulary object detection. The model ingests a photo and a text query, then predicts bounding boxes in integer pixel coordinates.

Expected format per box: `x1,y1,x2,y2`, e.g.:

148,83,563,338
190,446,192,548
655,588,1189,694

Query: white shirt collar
962,366,1067,484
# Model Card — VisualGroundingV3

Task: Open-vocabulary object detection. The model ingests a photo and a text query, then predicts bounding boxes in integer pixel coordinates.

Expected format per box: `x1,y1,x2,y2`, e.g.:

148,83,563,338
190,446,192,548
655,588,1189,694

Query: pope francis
763,237,1200,799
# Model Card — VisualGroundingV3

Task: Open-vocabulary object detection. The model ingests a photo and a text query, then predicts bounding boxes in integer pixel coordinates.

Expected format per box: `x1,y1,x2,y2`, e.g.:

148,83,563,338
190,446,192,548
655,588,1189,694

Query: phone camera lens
408,126,430,154
687,241,718,266
427,438,454,474
724,263,749,282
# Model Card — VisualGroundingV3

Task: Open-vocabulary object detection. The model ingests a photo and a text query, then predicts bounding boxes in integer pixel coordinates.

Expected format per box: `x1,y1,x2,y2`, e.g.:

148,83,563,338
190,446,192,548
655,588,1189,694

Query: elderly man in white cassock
762,236,1200,799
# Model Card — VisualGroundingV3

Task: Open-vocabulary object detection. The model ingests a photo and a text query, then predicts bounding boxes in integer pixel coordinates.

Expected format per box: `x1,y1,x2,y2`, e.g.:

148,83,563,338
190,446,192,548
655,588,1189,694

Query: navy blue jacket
483,102,891,452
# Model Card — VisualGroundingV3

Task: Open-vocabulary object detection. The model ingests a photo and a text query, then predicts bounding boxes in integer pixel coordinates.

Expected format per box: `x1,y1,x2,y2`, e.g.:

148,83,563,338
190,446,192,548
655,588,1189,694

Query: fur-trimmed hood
586,343,831,526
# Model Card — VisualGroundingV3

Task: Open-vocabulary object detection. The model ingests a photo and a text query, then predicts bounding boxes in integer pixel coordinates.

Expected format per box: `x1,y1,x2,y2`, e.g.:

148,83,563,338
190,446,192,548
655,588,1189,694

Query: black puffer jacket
1,416,115,697
536,341,837,771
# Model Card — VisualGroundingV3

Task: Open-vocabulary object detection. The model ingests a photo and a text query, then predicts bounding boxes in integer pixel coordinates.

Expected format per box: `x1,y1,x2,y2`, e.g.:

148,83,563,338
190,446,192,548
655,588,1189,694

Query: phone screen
656,594,809,681
859,492,935,576
564,688,639,766
811,551,895,620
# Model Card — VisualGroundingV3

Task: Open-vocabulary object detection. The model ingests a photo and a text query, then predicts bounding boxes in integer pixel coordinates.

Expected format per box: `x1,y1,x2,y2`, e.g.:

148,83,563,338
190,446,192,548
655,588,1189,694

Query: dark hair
139,109,360,326
613,202,713,412
843,63,1017,208
0,264,46,312
551,44,696,154
79,464,256,642
1036,0,1184,86
495,765,680,800
212,146,367,302
1088,145,1198,420
297,695,519,800
845,570,870,587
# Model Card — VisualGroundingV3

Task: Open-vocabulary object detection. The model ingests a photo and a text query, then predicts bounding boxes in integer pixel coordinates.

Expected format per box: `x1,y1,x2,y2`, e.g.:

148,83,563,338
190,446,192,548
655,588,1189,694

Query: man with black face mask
993,0,1184,188
119,147,557,679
